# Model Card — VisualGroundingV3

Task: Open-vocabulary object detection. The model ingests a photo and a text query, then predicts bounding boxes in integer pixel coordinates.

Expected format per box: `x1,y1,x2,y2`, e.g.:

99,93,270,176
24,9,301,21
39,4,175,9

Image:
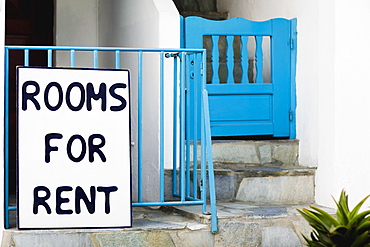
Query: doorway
6,0,54,194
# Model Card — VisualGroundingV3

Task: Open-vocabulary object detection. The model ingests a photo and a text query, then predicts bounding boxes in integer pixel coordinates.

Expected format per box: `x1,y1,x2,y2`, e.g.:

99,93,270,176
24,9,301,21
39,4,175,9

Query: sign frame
16,67,132,230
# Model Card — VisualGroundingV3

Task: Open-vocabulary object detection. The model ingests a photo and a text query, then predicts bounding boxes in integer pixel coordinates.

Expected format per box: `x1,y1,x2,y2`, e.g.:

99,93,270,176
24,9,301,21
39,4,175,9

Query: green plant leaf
309,210,337,231
303,233,330,247
358,222,370,234
317,230,335,245
351,230,370,247
358,215,370,230
298,209,329,232
349,210,370,228
310,205,340,227
353,210,370,222
334,193,350,225
349,194,370,220
299,190,370,247
302,233,315,246
334,225,348,234
309,242,329,247
329,228,347,245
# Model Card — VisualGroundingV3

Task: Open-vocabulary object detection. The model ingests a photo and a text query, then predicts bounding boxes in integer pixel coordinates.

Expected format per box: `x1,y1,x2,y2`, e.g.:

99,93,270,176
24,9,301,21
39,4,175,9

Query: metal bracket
289,110,294,121
165,52,179,58
290,38,295,50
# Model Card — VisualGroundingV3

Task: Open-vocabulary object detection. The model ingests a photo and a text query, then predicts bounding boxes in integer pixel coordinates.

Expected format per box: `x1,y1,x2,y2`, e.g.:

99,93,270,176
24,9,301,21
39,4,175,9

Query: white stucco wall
56,0,98,47
325,0,370,207
218,0,370,208
218,0,320,168
98,0,179,202
315,0,370,208
315,0,336,207
56,0,180,202
55,0,98,66
98,0,179,49
218,0,370,206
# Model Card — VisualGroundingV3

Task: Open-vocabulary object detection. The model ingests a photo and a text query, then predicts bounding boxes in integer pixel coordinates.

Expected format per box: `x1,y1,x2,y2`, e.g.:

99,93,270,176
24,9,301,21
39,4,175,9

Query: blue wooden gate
183,17,297,138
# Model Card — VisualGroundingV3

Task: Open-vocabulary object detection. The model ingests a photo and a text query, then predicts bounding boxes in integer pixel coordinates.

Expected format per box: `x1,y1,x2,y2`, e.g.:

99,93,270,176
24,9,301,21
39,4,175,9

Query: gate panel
183,16,297,138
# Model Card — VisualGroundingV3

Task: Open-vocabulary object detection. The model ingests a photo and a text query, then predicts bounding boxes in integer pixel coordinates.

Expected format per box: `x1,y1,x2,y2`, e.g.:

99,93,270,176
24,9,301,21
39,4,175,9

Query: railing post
115,50,120,69
47,49,52,67
172,54,179,197
192,53,198,199
180,52,186,201
4,47,9,228
200,60,207,214
201,50,218,233
202,89,218,233
93,50,98,68
137,51,143,203
24,49,29,66
70,49,75,67
159,51,165,202
185,53,192,199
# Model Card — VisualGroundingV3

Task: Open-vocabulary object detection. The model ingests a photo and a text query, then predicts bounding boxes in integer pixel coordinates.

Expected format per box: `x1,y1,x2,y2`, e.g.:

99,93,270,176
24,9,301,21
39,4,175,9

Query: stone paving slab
172,202,335,220
171,202,335,246
262,226,301,247
2,203,335,246
3,207,211,247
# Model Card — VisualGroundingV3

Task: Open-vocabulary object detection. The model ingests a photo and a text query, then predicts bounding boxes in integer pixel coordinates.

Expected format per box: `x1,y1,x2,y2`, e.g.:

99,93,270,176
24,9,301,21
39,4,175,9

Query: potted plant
298,190,370,247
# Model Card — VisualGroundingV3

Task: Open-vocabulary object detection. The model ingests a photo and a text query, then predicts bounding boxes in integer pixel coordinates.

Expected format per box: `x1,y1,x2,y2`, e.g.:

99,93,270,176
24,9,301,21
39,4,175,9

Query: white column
55,0,98,66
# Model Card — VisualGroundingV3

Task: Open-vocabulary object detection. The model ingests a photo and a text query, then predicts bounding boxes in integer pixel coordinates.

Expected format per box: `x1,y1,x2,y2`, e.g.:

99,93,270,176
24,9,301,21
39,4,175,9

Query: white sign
17,67,131,229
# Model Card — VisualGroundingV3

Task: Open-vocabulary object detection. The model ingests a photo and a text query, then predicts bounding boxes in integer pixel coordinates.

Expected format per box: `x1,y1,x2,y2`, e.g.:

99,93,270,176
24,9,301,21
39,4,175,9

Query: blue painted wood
270,18,291,137
180,15,185,48
254,36,263,83
226,35,234,84
207,83,273,94
184,16,297,138
211,36,220,84
209,95,271,121
290,19,298,139
207,84,274,136
240,36,249,83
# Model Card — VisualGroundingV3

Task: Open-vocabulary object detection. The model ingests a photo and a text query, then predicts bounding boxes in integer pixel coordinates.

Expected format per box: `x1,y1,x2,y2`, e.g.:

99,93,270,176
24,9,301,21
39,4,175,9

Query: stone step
209,139,299,167
215,166,316,203
3,202,334,247
4,140,315,246
185,139,314,203
165,165,316,203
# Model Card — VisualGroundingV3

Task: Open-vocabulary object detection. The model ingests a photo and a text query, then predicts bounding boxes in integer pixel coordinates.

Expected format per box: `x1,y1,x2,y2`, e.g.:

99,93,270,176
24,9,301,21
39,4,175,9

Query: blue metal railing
4,45,218,233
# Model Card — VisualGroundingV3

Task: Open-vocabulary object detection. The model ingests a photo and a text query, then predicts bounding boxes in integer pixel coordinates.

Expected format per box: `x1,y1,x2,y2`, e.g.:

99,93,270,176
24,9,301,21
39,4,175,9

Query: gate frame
182,16,297,139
